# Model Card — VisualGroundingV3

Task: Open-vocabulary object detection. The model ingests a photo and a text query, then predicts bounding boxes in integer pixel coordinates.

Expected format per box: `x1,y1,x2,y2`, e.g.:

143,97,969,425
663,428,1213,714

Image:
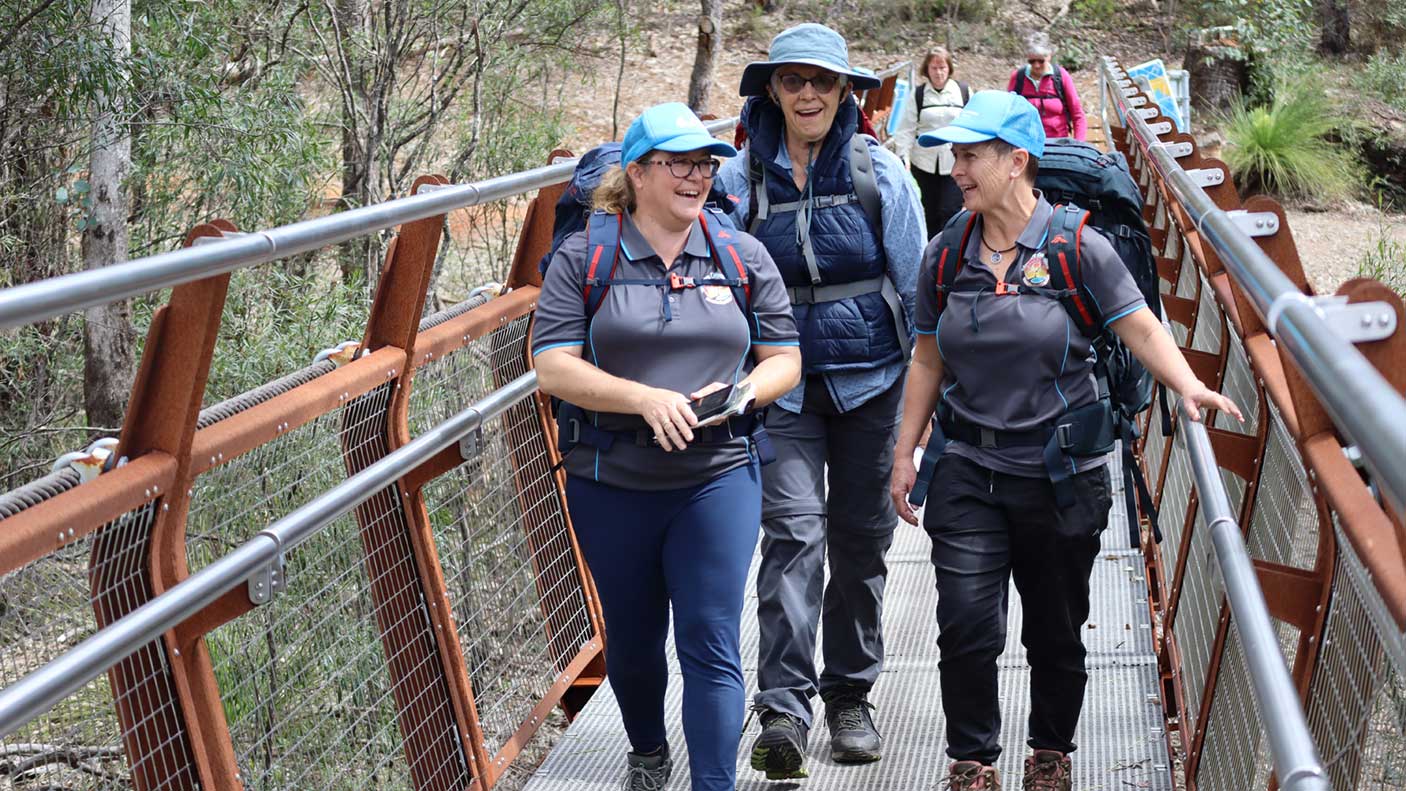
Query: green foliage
1222,80,1360,199
1181,0,1315,104
1072,0,1118,25
1357,51,1406,114
1356,211,1406,297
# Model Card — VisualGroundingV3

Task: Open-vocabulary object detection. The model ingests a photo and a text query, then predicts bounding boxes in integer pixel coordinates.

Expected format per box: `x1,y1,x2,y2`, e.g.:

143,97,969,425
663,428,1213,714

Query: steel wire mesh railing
1102,54,1406,791
410,311,599,781
0,498,199,791
1305,527,1406,790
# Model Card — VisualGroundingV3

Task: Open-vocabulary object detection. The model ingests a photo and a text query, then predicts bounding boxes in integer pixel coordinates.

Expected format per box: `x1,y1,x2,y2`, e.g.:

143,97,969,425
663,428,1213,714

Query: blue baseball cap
739,23,882,97
918,90,1046,158
620,102,737,166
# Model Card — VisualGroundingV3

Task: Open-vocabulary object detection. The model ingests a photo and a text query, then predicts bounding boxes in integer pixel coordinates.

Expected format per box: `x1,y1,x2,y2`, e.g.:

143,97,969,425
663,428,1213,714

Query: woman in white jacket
892,47,970,237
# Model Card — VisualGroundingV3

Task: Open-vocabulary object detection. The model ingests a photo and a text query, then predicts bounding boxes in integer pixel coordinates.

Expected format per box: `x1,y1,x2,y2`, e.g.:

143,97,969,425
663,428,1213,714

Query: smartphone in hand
691,382,755,427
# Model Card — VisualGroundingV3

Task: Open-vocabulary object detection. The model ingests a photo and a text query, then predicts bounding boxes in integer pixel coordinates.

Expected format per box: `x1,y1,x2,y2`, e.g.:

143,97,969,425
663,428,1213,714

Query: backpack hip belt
938,399,1115,507
556,403,776,465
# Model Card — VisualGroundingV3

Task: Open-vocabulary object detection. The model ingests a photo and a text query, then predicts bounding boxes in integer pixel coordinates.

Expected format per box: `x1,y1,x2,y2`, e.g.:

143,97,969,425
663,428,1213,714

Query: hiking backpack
539,142,742,281
929,198,1160,548
1013,67,1073,132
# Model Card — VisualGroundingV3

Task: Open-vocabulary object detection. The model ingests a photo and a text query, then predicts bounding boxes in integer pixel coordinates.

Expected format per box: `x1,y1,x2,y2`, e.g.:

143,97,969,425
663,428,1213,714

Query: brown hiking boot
941,760,1001,790
1023,750,1072,791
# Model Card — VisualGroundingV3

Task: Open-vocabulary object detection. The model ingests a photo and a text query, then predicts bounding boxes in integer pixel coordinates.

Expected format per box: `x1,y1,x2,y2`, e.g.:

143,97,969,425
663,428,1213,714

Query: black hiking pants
922,452,1112,764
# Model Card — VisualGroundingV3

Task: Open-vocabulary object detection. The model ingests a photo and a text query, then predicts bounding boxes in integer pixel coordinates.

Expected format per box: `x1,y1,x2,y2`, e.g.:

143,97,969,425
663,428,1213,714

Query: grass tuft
1222,80,1359,200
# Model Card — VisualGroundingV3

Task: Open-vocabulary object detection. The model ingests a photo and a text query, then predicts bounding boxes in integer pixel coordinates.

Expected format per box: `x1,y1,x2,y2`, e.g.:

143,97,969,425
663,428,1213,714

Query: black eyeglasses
643,158,720,179
1027,57,1048,65
774,72,845,95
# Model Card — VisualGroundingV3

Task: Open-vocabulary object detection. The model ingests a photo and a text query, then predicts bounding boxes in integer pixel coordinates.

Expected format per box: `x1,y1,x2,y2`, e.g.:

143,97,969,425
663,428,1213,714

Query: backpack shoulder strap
958,81,970,105
1053,66,1073,130
934,210,978,317
746,149,769,233
698,208,752,314
1044,204,1099,335
1013,70,1028,96
583,211,623,317
848,134,883,247
914,83,926,120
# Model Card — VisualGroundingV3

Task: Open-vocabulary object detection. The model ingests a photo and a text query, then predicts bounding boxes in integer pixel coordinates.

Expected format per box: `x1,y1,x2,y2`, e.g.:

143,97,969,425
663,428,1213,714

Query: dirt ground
552,0,1405,296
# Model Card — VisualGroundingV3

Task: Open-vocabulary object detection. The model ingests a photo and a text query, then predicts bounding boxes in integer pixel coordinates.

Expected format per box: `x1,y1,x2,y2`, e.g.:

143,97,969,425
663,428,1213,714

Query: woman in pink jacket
1006,33,1086,140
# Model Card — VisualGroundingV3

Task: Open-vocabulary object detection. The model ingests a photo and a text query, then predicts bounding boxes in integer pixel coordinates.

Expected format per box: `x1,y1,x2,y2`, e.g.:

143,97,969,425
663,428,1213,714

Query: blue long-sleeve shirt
716,136,927,413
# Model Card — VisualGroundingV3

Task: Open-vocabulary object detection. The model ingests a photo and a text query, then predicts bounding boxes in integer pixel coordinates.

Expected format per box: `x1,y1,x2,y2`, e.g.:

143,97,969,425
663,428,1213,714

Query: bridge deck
524,453,1174,790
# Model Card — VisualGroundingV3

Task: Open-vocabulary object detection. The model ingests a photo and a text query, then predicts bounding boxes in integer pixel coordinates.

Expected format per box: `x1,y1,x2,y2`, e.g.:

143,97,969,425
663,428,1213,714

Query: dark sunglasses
644,158,720,179
774,72,845,95
1027,57,1048,65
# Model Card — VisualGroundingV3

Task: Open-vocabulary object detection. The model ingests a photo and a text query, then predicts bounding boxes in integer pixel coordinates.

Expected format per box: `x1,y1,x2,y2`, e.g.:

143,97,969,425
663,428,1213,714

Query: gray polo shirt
915,194,1146,477
532,213,799,490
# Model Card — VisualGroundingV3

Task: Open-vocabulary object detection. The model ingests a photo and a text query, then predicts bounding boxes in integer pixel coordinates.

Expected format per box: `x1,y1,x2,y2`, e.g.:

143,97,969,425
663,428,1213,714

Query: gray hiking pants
754,375,902,728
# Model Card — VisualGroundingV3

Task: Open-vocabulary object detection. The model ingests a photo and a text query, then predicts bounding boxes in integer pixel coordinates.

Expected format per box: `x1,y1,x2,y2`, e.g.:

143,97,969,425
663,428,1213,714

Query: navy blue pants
567,461,761,791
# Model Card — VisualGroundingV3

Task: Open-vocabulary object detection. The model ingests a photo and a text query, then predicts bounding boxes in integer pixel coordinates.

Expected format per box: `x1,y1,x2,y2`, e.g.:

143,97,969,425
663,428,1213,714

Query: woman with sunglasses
1007,33,1086,141
714,23,925,779
534,102,801,791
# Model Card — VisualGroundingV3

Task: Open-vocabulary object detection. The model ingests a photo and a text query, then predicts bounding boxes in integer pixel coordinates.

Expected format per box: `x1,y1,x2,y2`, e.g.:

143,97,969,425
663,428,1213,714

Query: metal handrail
0,118,739,332
0,371,538,739
1181,412,1330,791
1098,56,1406,518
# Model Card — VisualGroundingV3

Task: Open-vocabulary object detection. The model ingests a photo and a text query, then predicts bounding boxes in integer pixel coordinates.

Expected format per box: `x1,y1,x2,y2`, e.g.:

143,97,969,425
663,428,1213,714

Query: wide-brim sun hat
918,89,1046,158
739,23,882,97
620,102,738,165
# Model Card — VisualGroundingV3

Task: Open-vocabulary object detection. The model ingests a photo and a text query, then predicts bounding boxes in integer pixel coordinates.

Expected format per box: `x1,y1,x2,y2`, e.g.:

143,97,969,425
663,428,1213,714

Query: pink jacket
1006,66,1087,141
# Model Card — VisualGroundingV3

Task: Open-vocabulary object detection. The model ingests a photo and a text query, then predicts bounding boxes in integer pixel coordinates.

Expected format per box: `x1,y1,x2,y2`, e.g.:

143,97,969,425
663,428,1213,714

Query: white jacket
892,80,968,176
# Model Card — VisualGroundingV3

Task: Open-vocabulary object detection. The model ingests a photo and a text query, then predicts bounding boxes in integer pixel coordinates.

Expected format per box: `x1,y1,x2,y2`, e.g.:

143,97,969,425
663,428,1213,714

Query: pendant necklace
982,236,1018,265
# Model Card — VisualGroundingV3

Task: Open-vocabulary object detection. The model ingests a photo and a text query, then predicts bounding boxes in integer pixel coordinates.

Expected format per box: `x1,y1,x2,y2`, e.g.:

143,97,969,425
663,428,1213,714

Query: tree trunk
1316,0,1351,54
82,0,135,434
687,0,722,114
1184,39,1248,116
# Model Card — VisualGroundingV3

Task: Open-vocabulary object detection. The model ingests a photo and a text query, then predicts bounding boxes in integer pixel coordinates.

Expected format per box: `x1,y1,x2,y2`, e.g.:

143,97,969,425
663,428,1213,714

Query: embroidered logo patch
702,284,735,305
1022,255,1051,287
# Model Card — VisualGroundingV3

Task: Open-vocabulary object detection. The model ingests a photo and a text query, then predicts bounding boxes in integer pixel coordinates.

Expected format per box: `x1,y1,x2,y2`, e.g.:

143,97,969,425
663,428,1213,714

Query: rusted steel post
94,222,238,791
503,156,609,720
344,174,485,791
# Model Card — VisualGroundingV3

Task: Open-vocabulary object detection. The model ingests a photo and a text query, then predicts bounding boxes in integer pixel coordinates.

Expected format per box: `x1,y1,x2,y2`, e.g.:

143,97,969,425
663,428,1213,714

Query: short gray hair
1025,32,1054,58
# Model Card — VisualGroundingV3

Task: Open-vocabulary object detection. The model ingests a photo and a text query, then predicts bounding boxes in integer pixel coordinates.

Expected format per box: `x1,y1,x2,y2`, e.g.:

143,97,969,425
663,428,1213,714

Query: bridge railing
0,113,745,791
1101,57,1406,791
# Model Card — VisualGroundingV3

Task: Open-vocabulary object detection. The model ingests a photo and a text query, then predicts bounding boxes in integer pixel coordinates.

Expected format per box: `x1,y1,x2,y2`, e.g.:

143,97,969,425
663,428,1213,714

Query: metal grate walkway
524,452,1174,790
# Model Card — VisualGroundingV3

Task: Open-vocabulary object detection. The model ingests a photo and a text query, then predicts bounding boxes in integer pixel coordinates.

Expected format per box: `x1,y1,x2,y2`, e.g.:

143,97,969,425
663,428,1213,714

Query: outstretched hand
1179,382,1244,424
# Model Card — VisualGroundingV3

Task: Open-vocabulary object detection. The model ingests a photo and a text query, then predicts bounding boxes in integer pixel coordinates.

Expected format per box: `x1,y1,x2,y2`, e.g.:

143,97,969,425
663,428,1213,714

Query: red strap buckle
669,273,696,290
994,280,1016,296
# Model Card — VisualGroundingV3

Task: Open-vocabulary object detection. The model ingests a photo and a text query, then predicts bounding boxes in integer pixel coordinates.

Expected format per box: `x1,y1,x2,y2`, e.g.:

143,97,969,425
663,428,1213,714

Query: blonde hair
591,165,636,214
921,47,955,81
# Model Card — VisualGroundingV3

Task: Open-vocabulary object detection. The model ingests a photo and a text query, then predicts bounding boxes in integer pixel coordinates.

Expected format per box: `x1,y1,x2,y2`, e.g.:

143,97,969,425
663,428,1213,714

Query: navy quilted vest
743,98,901,373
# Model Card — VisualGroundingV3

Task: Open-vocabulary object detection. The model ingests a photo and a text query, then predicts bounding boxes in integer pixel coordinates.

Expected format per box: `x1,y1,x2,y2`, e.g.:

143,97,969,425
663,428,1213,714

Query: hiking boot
823,688,882,763
1022,750,1071,791
749,708,809,780
622,745,672,791
940,761,1001,790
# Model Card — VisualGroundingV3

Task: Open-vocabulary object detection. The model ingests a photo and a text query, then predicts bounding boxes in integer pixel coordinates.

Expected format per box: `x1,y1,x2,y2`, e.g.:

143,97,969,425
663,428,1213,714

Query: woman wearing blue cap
534,102,801,791
888,91,1240,790
713,22,926,779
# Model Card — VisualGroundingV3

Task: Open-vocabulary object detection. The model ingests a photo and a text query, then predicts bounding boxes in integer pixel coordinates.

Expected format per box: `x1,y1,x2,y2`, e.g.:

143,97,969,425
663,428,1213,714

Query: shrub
1222,80,1359,200
1357,50,1406,114
1356,211,1406,298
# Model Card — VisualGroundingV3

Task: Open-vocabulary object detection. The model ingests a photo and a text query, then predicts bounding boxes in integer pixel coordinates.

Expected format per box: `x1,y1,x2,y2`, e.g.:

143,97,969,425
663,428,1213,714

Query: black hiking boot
823,687,882,763
622,744,672,791
749,708,809,780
